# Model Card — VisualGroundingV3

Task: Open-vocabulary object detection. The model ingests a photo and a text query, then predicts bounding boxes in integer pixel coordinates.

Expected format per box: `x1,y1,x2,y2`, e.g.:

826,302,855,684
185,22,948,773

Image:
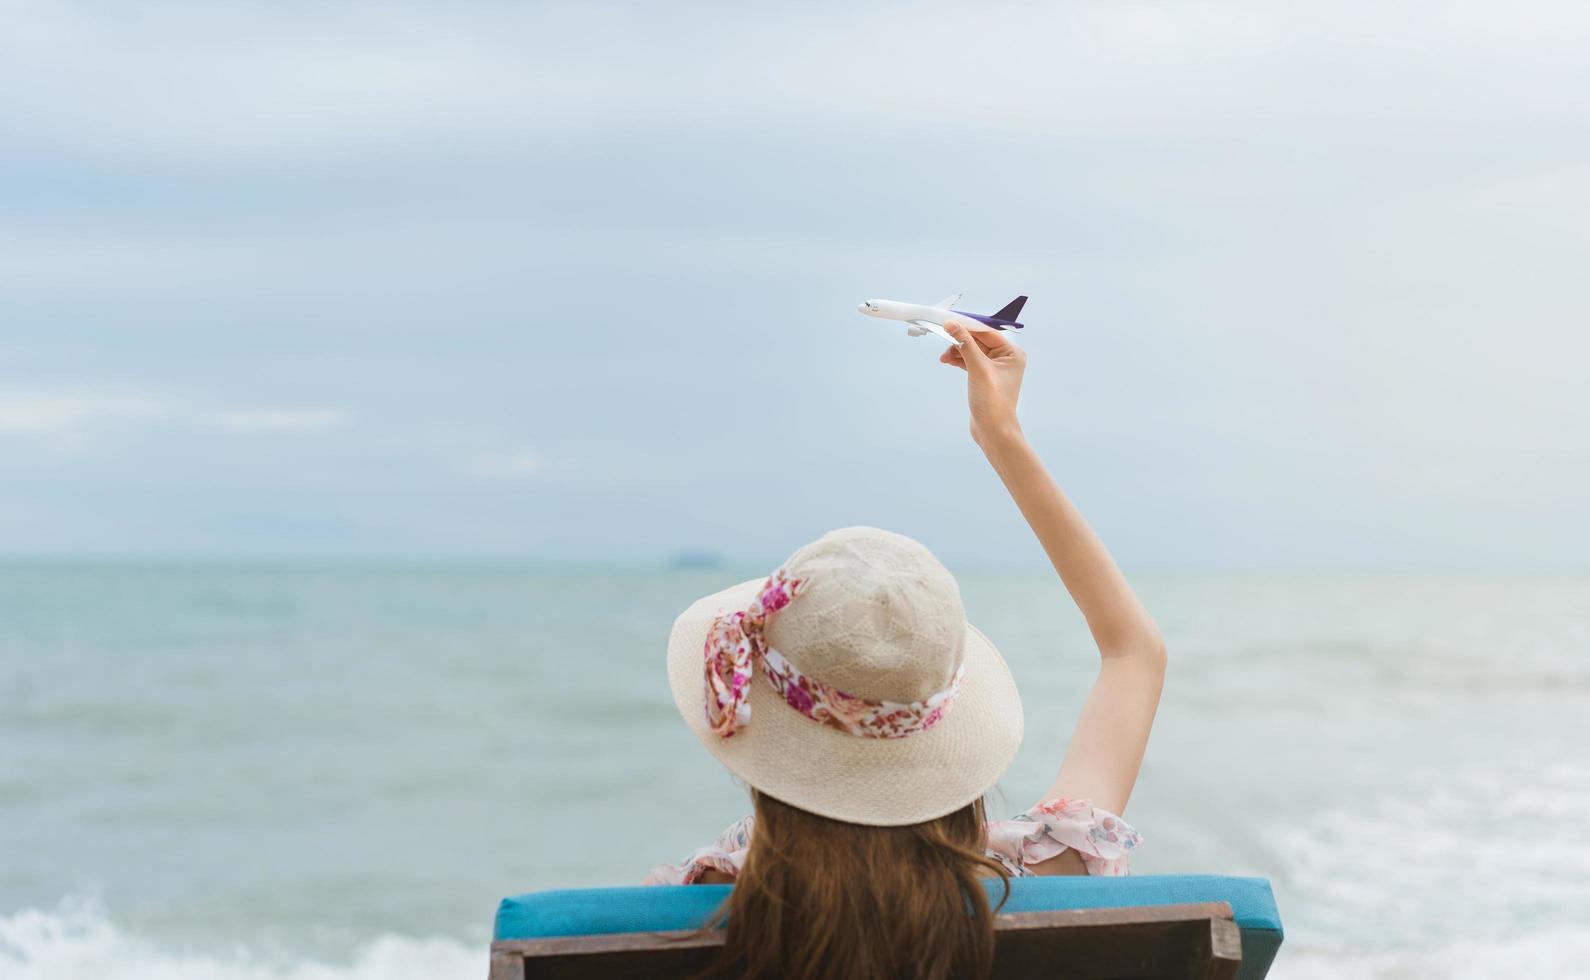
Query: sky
1,0,1587,569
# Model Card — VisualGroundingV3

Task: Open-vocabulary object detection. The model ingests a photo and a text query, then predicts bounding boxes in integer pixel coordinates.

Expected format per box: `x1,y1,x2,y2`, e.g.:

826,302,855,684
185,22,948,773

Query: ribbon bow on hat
703,570,801,738
702,567,967,741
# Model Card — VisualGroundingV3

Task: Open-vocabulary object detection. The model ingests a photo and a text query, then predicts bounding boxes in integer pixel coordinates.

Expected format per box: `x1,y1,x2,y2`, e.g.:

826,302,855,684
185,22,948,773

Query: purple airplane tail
992,295,1027,323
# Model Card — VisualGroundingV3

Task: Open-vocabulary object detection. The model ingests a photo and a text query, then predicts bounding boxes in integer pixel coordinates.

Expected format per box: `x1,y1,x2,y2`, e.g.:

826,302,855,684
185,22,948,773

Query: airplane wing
934,293,961,309
910,319,961,345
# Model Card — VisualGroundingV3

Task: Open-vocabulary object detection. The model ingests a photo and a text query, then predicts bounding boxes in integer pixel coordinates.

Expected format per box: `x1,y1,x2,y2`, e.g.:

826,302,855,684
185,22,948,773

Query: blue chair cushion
496,875,1283,979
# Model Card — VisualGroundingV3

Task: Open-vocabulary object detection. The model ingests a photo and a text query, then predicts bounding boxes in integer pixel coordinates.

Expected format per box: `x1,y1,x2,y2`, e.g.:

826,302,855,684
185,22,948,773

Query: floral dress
644,797,1140,885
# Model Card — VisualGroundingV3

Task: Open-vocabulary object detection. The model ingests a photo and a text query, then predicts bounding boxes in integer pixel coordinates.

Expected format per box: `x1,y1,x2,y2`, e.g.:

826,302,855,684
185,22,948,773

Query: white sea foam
9,895,1590,980
1276,928,1590,980
1264,759,1590,978
0,897,482,980
1277,761,1590,934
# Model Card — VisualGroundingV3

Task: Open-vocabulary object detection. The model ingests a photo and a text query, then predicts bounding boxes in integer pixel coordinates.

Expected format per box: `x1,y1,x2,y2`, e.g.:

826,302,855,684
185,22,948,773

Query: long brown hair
698,790,1011,980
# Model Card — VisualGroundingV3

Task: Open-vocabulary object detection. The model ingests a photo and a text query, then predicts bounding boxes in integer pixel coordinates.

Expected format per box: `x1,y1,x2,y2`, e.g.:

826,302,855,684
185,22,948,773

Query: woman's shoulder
984,797,1141,877
646,798,1142,885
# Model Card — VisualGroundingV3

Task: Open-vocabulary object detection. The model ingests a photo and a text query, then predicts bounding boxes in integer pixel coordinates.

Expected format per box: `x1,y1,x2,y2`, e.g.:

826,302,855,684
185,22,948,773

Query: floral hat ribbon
703,569,966,740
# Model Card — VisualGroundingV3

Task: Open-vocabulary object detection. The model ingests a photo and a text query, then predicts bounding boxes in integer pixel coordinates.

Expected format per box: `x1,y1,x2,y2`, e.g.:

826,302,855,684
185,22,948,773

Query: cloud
2,1,1588,565
0,394,167,433
212,409,351,434
7,0,1590,168
0,390,352,439
471,448,541,479
0,2,602,162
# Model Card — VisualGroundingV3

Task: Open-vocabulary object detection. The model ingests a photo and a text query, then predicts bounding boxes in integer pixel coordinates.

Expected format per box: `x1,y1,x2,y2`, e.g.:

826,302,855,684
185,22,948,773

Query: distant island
668,550,726,569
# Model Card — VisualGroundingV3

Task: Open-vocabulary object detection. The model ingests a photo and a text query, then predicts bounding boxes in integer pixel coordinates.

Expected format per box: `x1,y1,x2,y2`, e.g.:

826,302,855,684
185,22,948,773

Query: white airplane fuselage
856,300,991,332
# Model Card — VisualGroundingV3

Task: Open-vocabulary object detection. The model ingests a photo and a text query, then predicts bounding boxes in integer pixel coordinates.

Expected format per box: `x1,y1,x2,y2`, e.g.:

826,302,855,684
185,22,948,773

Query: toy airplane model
857,294,1027,345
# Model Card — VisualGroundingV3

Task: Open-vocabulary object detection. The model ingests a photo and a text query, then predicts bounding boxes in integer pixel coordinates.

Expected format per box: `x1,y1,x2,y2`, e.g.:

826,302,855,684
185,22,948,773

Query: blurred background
2,2,1587,978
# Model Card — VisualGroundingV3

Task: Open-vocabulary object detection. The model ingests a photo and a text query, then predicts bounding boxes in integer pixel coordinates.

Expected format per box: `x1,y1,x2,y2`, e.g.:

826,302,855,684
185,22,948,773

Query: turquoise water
3,564,1589,978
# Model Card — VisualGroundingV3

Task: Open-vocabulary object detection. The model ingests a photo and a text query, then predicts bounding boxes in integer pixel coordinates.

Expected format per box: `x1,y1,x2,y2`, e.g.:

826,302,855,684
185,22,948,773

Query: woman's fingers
947,321,1023,360
970,326,1018,359
945,322,988,367
944,322,1024,370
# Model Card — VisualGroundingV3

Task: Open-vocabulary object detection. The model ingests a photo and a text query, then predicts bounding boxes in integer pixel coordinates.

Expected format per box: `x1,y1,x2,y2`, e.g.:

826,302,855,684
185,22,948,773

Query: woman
648,322,1166,980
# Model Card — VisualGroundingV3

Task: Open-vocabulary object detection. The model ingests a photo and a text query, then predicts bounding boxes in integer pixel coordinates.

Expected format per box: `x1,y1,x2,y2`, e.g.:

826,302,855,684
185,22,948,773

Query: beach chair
491,875,1283,979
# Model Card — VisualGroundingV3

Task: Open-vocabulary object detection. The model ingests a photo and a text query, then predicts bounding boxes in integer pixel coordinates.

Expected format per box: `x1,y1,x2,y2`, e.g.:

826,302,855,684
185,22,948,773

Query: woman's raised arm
940,322,1166,823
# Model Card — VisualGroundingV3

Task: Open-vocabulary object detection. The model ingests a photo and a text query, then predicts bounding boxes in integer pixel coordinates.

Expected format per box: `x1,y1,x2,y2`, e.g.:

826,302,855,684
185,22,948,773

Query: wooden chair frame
490,900,1242,979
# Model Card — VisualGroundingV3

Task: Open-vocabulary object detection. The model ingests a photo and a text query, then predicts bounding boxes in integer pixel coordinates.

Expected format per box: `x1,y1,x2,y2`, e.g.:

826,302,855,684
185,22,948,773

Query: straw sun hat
667,526,1024,826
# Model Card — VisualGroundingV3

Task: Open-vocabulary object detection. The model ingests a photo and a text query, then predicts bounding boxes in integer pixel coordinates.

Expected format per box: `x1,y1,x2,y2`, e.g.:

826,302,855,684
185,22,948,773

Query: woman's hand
939,322,1026,447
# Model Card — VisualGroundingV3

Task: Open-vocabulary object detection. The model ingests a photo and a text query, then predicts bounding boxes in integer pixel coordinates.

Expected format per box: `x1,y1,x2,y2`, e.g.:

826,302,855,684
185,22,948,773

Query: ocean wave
1265,759,1590,976
8,879,1590,980
1275,927,1590,980
9,759,1590,980
0,897,483,980
11,895,1590,980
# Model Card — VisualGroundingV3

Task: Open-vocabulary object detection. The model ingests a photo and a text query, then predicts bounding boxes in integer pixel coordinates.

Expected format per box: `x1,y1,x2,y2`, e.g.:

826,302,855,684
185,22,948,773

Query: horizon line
0,551,1585,578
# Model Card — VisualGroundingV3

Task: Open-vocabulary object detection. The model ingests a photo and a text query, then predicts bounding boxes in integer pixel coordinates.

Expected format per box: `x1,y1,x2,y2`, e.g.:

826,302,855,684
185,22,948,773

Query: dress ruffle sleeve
983,797,1141,877
647,798,1139,884
642,813,756,885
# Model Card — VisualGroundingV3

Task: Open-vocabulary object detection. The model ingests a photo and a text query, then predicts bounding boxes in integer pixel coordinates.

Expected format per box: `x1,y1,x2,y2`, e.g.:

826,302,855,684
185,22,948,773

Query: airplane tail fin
992,295,1027,323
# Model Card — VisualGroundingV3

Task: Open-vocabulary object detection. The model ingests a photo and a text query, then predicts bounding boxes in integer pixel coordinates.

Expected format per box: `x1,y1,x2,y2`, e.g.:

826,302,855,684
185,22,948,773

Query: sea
2,563,1588,979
